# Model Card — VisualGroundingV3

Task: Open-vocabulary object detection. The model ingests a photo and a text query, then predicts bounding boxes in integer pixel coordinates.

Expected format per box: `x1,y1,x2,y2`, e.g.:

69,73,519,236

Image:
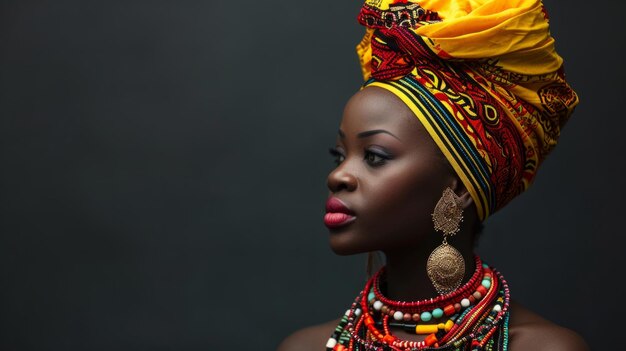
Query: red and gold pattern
356,0,579,219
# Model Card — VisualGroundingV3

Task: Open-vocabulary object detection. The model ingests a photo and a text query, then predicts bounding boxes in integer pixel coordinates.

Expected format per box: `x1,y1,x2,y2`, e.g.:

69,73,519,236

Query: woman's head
325,0,579,256
326,86,477,255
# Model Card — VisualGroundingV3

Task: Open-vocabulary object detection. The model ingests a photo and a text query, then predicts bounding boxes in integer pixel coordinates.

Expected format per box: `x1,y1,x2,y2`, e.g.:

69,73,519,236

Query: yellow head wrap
357,0,579,220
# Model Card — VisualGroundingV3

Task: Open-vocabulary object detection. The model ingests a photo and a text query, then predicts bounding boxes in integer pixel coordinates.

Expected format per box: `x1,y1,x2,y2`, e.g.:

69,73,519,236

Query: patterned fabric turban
356,0,579,220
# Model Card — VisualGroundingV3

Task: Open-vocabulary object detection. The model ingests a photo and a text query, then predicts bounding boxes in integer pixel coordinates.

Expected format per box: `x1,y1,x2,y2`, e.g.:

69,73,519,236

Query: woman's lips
324,212,356,228
324,197,356,229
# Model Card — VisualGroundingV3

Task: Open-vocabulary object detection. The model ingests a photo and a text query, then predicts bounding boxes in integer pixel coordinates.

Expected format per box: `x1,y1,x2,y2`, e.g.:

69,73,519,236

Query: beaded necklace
326,257,510,351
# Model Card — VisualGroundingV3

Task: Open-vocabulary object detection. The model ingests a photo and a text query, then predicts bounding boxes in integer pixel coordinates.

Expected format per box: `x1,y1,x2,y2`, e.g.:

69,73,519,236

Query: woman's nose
327,164,358,193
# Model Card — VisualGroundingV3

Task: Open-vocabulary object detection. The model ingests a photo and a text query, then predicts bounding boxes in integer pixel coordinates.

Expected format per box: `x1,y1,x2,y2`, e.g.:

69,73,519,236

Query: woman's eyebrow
357,129,401,141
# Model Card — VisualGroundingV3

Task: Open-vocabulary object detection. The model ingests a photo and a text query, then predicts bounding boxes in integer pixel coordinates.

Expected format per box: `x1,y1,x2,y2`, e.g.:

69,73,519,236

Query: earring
427,187,466,295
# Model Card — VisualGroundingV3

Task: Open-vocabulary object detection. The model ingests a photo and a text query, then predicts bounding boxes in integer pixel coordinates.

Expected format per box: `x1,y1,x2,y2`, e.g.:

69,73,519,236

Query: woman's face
326,86,456,255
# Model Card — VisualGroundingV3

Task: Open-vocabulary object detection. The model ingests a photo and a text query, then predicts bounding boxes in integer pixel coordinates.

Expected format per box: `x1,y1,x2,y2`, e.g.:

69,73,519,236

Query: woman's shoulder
276,318,340,351
508,301,589,351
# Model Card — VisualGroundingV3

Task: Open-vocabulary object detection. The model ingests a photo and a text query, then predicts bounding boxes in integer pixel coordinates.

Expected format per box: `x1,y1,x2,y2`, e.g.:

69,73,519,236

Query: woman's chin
328,228,369,256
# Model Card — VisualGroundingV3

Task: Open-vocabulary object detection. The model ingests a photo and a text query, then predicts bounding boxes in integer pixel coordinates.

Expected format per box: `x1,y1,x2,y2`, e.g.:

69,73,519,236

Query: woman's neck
382,229,476,302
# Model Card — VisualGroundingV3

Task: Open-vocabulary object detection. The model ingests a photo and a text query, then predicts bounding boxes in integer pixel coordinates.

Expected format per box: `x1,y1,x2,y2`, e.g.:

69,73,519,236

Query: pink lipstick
324,197,356,229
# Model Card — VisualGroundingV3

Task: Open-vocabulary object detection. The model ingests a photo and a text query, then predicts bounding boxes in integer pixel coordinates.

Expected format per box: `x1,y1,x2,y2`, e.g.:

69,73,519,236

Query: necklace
326,257,510,351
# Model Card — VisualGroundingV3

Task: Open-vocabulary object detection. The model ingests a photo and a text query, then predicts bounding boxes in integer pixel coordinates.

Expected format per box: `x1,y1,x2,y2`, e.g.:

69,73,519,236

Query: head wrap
356,0,579,220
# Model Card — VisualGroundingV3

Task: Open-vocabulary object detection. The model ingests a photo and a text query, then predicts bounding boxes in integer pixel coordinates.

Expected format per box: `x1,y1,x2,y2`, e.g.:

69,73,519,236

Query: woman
279,0,586,350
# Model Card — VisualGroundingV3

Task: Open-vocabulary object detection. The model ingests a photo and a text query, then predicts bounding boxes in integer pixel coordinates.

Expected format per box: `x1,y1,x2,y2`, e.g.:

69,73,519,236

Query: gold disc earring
427,187,465,295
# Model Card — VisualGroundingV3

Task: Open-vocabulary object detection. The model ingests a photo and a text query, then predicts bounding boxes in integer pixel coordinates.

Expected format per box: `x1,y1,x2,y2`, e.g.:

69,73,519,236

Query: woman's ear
448,177,474,211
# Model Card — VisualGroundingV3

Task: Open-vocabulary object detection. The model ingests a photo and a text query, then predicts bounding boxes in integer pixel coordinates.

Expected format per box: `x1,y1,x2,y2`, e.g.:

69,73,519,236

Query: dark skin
278,87,588,351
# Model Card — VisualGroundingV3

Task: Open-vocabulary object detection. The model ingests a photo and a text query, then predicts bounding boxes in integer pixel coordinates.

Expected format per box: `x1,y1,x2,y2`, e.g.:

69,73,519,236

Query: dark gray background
1,0,624,350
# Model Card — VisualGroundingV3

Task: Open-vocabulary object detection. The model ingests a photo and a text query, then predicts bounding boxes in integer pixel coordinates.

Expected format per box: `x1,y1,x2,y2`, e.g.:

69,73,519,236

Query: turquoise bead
368,292,375,302
482,279,492,289
432,308,444,319
420,311,432,322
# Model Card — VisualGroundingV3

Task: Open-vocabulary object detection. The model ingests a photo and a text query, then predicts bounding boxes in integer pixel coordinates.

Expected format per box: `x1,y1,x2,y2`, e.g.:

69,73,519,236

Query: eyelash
328,147,392,167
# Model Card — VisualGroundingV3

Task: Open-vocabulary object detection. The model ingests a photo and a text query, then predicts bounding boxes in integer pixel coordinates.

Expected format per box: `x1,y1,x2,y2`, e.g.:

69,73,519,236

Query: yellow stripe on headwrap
367,79,491,219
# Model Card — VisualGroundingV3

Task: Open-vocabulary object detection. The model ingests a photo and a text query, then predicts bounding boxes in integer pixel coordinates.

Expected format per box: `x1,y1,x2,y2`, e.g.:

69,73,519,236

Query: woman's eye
364,149,392,167
328,147,345,165
329,147,391,167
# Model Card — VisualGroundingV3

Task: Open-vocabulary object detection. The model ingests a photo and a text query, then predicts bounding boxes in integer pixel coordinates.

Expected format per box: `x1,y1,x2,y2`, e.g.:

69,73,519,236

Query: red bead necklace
371,256,484,314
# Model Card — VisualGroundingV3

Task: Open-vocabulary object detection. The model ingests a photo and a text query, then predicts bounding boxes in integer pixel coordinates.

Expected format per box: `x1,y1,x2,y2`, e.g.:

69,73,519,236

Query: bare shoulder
276,318,340,351
508,301,589,351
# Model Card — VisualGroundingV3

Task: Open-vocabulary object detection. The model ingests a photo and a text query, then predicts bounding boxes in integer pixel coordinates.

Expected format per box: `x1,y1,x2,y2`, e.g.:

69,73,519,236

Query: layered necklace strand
327,256,510,351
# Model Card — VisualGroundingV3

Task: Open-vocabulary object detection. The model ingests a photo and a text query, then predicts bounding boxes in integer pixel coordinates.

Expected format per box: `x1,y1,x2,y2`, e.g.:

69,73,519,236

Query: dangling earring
427,187,466,295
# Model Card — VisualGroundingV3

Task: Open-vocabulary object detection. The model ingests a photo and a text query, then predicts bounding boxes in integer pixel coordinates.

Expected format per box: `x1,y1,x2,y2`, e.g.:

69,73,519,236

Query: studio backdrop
1,0,625,350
